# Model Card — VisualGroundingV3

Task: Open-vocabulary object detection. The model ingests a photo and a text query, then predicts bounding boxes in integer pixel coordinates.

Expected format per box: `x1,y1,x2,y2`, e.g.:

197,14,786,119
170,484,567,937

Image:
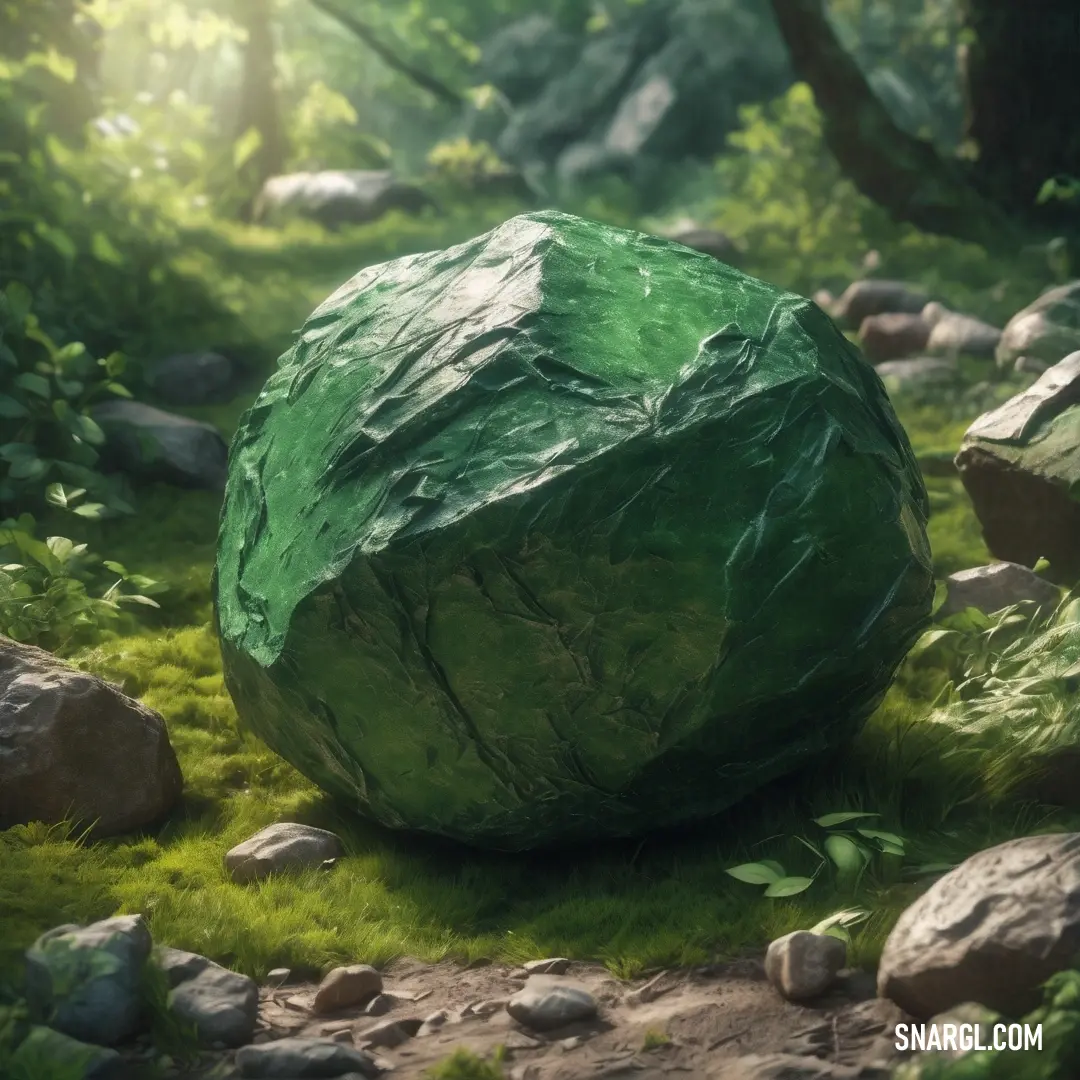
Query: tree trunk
958,1,1080,224
767,0,1079,249
235,0,286,189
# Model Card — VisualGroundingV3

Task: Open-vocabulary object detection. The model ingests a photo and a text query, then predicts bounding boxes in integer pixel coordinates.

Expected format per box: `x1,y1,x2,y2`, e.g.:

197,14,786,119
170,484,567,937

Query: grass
3,199,1078,1012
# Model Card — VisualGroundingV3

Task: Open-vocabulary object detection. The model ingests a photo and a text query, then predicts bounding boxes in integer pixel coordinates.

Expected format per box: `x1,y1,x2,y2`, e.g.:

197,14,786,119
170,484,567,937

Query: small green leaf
8,457,49,481
73,414,105,446
101,352,126,377
117,594,160,608
91,232,124,266
825,834,867,877
764,876,813,898
0,443,37,463
856,828,905,850
233,126,263,170
815,811,879,828
72,502,106,519
105,381,133,398
725,862,782,886
0,395,28,418
102,561,128,576
45,536,75,562
4,282,32,326
15,372,51,399
56,378,84,398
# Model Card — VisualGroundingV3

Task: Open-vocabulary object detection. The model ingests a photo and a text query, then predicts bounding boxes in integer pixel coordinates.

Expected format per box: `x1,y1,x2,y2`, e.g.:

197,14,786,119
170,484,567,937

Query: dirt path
171,954,912,1079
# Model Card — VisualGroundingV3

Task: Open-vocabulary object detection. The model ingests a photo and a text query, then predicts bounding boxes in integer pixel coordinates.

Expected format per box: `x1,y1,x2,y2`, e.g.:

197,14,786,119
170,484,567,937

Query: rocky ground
156,953,910,1080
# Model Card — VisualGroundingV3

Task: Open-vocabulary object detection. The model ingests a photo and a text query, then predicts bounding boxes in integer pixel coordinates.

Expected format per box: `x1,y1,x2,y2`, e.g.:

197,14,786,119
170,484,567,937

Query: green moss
2,194,1075,996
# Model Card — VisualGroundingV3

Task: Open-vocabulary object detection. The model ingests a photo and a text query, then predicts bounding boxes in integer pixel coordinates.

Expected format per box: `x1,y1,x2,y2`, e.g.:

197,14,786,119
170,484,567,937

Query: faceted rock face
0,636,183,838
224,822,345,884
215,210,933,850
877,833,1080,1019
937,562,1062,620
235,1036,380,1078
24,915,153,1046
955,352,1080,581
995,280,1080,370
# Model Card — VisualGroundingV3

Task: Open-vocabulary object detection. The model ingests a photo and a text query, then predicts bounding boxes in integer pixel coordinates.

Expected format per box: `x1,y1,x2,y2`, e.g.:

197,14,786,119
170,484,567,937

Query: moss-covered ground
3,202,1078,1001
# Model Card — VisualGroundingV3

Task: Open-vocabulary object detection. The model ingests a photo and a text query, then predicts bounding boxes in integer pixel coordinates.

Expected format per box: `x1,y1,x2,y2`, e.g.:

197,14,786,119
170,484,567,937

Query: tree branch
306,0,463,109
767,0,1013,247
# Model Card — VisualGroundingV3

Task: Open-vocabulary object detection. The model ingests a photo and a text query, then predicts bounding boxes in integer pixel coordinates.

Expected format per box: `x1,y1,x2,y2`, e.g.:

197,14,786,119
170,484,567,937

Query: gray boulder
235,1036,380,1077
313,964,383,1014
859,313,931,363
91,399,228,490
0,635,183,837
507,976,598,1031
937,562,1062,620
765,931,846,1002
877,833,1080,1018
922,304,1002,359
665,226,741,264
224,822,345,885
24,915,153,1046
495,0,790,182
146,351,235,406
830,280,931,329
253,170,432,230
996,281,1080,370
154,946,259,1048
954,352,1080,581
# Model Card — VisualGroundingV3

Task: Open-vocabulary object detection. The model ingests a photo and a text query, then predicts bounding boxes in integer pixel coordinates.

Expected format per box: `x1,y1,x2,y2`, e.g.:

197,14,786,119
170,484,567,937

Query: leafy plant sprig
0,280,136,518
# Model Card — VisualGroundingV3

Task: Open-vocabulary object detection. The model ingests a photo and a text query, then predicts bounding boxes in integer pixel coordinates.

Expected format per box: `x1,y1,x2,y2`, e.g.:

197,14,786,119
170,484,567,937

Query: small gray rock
765,931,847,1002
355,1019,411,1048
938,562,1062,619
522,957,571,976
507,977,598,1031
313,964,383,1014
91,399,229,490
922,305,1001,359
266,968,292,989
830,280,931,328
875,357,956,388
236,1036,380,1077
156,946,260,1048
416,1010,450,1037
24,915,153,1046
364,994,392,1016
225,822,345,885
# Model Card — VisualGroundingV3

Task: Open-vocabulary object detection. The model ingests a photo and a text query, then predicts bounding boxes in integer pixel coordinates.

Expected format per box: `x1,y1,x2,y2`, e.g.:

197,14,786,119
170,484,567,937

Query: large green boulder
214,211,932,850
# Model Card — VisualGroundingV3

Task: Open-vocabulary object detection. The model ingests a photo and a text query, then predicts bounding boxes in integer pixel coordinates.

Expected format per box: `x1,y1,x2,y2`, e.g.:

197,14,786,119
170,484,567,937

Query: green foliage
427,137,508,187
642,1029,671,1050
0,1000,31,1076
426,1048,507,1080
288,80,391,172
726,811,910,901
0,280,138,517
0,515,165,652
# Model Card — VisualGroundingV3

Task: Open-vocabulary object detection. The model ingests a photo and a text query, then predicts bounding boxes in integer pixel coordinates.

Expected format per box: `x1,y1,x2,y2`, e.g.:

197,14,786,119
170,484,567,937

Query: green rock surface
214,210,933,850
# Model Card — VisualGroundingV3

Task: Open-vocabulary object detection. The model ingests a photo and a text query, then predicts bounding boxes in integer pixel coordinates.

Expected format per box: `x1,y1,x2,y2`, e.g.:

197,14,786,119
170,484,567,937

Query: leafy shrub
426,1048,507,1080
0,515,166,652
0,280,137,518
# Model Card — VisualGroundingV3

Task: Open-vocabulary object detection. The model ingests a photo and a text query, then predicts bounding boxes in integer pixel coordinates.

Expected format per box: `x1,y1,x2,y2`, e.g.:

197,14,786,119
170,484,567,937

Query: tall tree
767,0,1080,248
234,0,287,188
